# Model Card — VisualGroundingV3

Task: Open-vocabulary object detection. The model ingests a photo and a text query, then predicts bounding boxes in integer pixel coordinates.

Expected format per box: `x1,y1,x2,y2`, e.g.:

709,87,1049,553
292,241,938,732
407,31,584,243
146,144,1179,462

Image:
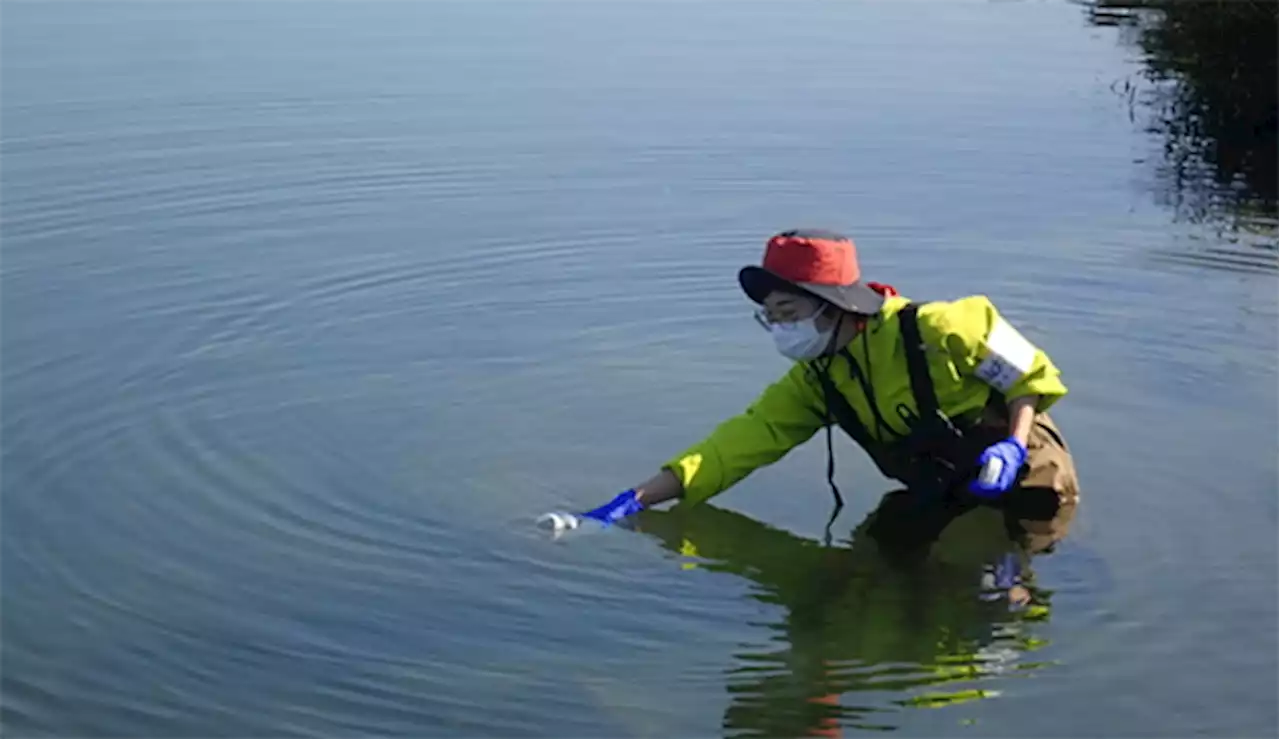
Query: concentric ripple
4,2,1277,738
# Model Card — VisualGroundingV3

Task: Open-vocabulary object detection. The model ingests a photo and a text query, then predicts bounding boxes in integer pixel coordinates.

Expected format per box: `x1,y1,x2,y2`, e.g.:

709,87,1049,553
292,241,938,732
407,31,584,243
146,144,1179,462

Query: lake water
2,1,1276,737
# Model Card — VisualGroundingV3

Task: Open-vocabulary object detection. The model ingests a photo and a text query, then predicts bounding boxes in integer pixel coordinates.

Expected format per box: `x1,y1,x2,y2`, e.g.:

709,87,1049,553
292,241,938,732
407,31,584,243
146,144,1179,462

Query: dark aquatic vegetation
1083,0,1278,256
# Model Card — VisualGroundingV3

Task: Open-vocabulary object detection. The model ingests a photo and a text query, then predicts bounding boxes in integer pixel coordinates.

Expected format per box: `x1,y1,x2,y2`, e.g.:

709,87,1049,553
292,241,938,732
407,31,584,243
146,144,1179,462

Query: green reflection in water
635,503,1061,737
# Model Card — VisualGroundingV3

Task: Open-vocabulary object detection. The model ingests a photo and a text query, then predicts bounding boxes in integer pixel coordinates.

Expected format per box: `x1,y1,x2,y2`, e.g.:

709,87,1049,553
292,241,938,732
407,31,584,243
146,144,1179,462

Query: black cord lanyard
841,328,903,443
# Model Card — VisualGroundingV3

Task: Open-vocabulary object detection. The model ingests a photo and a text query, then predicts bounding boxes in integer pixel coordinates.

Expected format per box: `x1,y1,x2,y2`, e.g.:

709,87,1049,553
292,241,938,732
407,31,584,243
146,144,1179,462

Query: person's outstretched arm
579,362,828,525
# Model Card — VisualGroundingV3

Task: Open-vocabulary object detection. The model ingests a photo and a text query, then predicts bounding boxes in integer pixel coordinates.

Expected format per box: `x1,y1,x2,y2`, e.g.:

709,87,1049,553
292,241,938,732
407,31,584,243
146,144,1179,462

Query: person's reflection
634,500,1056,738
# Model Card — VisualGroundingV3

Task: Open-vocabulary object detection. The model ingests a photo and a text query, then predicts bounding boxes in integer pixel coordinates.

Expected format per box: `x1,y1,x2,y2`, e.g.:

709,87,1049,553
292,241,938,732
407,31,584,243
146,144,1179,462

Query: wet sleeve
661,364,827,505
933,296,1068,413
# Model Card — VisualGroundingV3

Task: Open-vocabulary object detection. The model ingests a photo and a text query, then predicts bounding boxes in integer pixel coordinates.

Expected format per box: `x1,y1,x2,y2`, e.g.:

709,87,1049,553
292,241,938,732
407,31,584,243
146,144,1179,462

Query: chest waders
812,304,1007,503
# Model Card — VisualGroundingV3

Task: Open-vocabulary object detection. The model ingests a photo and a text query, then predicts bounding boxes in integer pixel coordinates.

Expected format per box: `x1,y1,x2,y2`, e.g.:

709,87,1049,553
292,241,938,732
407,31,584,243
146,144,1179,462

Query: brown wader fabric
859,412,1079,566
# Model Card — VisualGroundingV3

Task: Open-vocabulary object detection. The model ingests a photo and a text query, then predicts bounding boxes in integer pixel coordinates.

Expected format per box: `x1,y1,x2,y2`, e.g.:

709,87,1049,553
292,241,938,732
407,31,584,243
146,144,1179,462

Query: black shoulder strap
814,304,946,449
898,303,941,419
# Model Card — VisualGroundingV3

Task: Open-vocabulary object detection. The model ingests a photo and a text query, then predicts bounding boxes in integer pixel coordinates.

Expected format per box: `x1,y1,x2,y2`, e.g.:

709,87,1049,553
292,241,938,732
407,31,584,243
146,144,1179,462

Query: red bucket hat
738,229,886,315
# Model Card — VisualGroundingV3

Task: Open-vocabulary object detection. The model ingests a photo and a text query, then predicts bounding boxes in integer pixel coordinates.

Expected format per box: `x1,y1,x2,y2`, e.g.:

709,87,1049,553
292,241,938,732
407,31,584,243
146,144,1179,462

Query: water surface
3,1,1276,737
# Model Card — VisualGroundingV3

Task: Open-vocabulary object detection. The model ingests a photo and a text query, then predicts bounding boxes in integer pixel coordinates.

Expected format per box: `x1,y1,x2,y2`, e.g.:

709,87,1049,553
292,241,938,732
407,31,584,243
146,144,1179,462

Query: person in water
576,229,1080,604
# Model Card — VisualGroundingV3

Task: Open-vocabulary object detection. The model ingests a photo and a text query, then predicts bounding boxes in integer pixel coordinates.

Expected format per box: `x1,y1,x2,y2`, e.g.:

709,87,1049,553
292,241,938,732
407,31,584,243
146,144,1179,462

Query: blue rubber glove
968,437,1027,498
579,489,645,526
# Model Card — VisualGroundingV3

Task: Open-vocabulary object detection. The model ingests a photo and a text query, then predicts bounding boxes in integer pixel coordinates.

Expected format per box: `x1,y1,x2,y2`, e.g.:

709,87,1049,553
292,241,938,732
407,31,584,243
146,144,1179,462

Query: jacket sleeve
662,363,828,505
931,296,1068,413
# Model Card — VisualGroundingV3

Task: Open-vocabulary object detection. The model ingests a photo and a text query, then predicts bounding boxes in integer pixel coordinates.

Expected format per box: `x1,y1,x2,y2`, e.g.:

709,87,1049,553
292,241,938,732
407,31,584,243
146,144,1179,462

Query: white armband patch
974,318,1036,392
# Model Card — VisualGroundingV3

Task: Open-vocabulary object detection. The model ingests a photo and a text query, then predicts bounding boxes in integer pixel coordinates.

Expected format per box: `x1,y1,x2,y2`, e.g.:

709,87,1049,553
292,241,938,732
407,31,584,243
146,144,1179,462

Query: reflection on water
1084,0,1278,261
635,504,1060,737
3,0,1275,735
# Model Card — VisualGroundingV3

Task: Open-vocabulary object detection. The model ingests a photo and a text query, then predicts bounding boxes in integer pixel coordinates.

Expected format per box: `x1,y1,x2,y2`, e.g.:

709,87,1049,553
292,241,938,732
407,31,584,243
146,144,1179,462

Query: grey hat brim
739,266,885,315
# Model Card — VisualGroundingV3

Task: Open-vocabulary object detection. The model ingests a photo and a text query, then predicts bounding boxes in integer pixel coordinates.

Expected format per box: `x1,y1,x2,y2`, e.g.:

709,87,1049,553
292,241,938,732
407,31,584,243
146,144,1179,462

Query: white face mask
769,311,835,360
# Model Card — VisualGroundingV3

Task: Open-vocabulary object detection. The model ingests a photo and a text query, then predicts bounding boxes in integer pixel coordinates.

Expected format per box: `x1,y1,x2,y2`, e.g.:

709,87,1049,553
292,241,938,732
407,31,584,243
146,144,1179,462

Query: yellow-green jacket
663,295,1067,504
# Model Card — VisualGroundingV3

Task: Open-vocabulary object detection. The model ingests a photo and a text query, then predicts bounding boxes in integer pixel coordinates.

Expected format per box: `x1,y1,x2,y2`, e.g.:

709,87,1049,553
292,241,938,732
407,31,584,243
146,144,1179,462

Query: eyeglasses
753,304,823,330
